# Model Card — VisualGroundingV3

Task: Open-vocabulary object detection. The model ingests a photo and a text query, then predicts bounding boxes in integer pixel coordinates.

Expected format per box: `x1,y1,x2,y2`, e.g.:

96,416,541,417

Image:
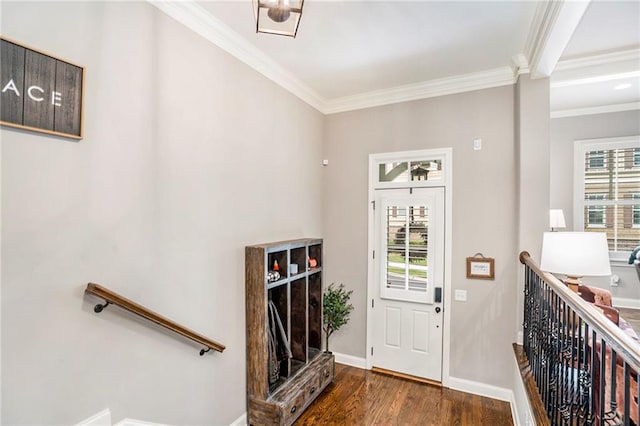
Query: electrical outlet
455,289,467,302
611,274,620,287
473,139,482,150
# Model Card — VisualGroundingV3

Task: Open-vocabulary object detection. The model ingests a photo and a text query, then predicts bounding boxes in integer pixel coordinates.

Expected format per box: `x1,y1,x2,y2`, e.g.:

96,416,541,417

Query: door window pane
379,162,408,183
386,205,428,293
410,160,442,182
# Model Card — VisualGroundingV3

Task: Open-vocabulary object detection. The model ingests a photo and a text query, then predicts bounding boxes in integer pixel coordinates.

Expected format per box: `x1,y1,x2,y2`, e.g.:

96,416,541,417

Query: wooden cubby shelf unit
245,238,334,426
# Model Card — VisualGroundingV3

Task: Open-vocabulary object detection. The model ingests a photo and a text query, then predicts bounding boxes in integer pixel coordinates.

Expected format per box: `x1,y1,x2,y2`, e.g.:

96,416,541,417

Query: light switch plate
455,289,467,301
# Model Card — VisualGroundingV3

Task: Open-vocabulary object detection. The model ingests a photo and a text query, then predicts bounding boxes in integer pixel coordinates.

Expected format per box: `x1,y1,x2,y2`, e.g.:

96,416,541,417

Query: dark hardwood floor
295,363,513,425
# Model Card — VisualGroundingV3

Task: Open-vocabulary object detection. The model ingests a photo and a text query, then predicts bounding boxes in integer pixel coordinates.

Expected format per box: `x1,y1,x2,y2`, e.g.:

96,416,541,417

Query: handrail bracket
94,300,111,313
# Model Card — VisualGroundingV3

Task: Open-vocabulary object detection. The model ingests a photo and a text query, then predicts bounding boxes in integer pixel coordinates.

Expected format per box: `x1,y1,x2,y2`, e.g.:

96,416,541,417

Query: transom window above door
378,160,443,183
372,150,449,190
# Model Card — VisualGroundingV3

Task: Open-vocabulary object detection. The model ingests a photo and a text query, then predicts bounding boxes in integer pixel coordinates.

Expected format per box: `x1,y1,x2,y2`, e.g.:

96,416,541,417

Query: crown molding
147,0,327,112
555,48,640,72
323,67,516,114
524,0,552,64
551,102,640,118
524,0,563,77
511,54,530,76
525,0,590,79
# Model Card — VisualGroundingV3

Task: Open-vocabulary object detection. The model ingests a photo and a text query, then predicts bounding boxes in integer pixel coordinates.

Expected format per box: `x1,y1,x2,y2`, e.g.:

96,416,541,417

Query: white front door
371,187,445,382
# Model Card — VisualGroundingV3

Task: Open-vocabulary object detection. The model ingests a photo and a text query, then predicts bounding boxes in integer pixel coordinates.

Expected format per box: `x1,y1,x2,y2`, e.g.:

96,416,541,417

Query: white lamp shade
549,209,566,229
540,232,611,277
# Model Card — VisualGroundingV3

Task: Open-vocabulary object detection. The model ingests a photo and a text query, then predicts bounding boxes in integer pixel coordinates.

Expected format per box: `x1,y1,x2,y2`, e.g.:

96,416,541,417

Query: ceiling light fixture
253,0,304,38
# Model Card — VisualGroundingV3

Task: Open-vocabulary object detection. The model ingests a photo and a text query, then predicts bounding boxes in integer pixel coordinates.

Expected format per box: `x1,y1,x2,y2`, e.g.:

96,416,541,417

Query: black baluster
623,362,630,426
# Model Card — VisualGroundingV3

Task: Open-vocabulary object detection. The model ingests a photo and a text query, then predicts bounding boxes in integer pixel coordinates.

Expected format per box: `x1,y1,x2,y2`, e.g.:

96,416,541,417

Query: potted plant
322,283,354,353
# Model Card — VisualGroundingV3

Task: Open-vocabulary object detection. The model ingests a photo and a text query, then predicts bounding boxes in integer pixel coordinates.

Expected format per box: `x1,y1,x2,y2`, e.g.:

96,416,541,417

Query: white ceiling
551,0,640,116
199,1,538,100
159,0,640,115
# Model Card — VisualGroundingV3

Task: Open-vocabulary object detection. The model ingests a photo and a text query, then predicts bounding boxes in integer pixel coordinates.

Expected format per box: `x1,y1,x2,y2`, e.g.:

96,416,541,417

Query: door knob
435,307,441,313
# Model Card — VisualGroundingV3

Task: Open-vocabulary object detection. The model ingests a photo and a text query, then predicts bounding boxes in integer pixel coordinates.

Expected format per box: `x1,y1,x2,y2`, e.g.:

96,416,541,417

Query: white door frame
366,148,453,386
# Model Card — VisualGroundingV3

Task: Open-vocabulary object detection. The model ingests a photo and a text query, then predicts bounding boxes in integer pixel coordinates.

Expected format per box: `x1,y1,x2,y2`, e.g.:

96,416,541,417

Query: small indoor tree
322,283,354,353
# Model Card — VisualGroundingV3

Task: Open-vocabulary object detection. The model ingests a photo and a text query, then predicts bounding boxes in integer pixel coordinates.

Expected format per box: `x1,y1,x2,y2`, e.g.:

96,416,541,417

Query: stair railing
519,251,640,426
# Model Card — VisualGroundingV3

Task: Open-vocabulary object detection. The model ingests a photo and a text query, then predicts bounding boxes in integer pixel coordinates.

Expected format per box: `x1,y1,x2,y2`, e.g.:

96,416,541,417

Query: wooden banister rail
85,283,225,355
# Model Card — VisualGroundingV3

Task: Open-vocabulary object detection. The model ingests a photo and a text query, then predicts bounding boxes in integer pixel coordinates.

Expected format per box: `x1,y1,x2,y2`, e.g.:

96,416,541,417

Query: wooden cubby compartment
308,273,322,353
245,238,334,426
290,246,306,277
268,250,288,281
290,278,307,367
268,285,290,381
308,244,322,270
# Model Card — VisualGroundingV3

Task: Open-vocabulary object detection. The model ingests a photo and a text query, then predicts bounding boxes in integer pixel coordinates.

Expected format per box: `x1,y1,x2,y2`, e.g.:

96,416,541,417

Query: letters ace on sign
1,37,84,139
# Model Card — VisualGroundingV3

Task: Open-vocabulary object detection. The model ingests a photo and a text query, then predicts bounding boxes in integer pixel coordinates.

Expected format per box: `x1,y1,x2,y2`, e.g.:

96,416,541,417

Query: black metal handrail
520,251,640,425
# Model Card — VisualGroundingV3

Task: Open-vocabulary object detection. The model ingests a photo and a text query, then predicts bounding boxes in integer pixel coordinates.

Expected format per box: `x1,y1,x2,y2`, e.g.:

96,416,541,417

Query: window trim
573,135,640,259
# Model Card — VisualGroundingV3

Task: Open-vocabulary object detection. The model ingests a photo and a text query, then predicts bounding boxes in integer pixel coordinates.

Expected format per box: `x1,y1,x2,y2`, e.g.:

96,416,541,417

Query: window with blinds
385,205,429,293
579,142,640,253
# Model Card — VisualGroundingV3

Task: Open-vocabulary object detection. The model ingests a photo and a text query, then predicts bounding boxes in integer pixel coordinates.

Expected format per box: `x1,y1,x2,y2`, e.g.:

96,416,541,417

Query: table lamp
540,232,611,292
549,209,566,231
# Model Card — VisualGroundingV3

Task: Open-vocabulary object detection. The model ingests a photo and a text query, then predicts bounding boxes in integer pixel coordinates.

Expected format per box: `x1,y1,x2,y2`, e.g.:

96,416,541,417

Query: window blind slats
583,147,640,252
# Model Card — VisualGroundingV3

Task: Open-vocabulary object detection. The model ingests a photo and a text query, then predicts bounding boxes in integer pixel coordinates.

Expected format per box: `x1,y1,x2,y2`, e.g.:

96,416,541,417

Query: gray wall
1,2,323,425
550,110,640,301
322,86,519,389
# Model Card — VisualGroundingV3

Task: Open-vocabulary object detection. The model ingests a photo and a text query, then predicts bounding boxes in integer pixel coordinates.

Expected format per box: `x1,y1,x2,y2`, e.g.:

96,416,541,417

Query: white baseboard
74,409,112,426
613,297,640,309
510,391,521,426
333,351,366,369
115,419,170,426
229,413,247,426
447,376,513,402
511,358,535,426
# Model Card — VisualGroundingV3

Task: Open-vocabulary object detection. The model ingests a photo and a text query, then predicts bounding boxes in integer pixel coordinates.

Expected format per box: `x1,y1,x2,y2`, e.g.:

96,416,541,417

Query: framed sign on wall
1,36,84,139
466,253,495,280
